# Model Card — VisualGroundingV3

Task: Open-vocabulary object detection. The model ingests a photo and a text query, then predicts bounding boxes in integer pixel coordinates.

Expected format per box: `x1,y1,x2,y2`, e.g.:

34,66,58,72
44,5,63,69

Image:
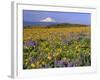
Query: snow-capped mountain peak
40,17,56,22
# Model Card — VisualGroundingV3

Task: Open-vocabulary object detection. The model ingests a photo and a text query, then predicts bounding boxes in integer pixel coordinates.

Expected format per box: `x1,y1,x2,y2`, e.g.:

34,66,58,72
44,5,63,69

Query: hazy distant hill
23,22,58,27
23,22,90,28
47,23,89,28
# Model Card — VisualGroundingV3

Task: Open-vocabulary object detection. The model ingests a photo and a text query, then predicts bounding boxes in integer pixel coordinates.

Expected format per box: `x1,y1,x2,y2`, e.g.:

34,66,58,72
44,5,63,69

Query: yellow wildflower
31,63,36,68
63,57,67,61
56,52,60,56
64,46,66,48
36,61,39,66
25,62,28,65
42,61,45,65
25,59,28,62
45,48,49,51
75,45,79,49
48,52,51,56
54,52,59,57
57,48,62,53
48,56,52,60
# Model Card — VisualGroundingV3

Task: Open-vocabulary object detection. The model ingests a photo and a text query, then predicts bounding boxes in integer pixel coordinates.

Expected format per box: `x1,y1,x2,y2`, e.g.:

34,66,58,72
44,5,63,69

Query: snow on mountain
40,17,56,22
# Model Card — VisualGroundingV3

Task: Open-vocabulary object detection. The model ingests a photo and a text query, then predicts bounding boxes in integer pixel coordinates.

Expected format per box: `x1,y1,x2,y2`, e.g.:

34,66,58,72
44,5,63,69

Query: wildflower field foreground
23,26,91,69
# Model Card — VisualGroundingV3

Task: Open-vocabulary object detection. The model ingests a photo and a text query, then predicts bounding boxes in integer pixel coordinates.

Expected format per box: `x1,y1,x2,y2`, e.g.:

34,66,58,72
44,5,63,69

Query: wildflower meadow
23,26,91,69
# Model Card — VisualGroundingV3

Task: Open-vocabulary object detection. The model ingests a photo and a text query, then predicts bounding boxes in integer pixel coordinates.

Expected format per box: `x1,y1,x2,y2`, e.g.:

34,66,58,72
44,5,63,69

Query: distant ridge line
23,22,90,28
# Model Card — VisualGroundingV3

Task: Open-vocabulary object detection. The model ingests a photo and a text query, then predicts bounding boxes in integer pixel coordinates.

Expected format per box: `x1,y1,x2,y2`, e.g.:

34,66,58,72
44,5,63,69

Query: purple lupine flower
54,60,64,67
63,61,68,67
24,40,37,47
67,62,74,67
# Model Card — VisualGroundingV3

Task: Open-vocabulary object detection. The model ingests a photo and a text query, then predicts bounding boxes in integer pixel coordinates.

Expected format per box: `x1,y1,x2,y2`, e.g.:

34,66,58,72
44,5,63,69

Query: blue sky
23,10,91,25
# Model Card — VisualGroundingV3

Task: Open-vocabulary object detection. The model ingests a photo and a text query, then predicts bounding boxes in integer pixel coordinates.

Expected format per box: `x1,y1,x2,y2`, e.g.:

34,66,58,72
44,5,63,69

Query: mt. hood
40,17,56,22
